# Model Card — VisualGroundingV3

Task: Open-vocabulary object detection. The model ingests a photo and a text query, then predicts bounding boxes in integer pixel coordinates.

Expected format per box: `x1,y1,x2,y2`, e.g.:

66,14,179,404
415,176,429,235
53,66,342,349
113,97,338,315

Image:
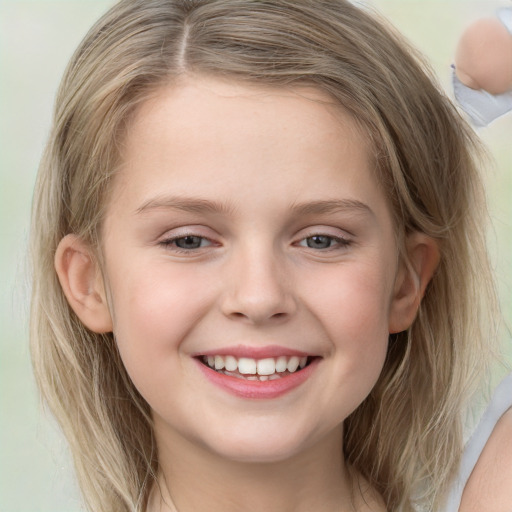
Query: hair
30,1,498,511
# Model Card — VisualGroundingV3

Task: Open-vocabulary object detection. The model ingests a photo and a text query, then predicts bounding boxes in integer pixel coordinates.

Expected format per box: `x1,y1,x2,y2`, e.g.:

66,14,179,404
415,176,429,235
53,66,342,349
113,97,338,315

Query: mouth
197,354,317,381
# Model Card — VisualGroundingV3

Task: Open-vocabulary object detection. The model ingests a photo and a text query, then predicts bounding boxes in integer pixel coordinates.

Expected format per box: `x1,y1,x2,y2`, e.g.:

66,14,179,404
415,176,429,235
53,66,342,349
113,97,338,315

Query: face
100,77,402,463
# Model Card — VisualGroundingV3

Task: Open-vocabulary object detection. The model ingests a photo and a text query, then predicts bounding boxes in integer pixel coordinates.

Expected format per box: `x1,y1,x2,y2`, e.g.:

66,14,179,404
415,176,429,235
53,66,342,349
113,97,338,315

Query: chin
206,437,309,464
198,419,339,465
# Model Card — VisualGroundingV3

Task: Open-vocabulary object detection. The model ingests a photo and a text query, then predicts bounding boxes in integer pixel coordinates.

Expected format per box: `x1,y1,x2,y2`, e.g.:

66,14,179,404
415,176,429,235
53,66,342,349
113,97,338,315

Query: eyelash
159,233,351,253
159,234,214,253
296,234,351,251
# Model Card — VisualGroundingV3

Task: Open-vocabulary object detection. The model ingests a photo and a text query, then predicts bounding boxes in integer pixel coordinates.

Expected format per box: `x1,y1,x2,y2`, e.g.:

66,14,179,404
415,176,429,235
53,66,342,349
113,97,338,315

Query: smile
201,355,311,381
194,348,320,399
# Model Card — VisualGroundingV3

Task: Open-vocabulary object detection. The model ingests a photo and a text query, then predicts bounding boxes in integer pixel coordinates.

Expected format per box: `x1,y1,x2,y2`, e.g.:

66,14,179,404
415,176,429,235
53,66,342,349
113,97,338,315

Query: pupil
308,235,331,249
176,236,202,249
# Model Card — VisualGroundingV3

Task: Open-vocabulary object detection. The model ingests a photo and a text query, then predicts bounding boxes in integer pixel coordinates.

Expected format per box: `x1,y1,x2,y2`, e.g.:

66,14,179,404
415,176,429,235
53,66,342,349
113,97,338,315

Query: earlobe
54,234,113,333
388,232,440,334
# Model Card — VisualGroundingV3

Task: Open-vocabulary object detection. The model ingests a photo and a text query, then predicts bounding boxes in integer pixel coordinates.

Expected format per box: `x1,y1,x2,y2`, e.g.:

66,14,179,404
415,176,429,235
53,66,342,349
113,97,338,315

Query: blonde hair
30,1,498,510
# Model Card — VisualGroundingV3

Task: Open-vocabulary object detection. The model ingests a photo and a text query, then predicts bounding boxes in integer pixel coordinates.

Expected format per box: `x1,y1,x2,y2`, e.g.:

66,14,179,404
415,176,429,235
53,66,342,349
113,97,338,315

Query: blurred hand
455,17,512,95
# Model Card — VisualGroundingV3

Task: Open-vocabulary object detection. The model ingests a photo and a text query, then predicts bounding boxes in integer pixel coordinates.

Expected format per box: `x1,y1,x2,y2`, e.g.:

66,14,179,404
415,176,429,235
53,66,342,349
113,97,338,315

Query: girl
29,1,511,511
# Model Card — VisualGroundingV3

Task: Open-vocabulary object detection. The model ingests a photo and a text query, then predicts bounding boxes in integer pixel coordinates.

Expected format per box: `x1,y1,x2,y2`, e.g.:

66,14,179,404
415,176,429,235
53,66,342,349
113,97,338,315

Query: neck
147,423,380,512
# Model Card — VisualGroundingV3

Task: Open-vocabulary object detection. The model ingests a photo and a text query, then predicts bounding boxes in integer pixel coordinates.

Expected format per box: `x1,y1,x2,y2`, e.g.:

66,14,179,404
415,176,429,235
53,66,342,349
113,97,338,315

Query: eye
161,235,212,251
297,234,350,250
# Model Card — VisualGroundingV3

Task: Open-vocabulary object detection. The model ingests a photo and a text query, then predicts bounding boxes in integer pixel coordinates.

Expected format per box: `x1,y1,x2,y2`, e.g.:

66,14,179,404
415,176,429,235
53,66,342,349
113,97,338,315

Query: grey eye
305,235,334,249
174,236,205,249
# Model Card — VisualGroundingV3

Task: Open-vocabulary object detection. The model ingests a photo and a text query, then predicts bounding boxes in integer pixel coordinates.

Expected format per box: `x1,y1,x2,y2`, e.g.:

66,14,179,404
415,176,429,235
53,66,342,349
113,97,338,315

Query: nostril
221,287,297,324
228,310,288,321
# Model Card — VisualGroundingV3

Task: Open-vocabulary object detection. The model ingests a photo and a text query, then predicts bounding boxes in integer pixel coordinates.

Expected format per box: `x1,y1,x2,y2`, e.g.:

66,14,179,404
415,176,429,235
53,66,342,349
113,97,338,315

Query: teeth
224,355,238,372
238,357,257,375
203,354,311,377
214,355,225,370
287,356,300,372
223,370,245,380
257,358,276,376
275,356,288,373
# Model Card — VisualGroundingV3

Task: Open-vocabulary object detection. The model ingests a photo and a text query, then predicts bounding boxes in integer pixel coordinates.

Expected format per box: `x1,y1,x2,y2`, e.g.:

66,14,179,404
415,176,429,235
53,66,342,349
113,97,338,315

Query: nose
220,244,297,325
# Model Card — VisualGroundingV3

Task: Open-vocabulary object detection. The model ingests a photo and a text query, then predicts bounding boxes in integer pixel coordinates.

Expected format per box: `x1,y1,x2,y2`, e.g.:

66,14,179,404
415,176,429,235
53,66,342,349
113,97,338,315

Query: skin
459,407,512,512
455,17,512,95
56,76,440,511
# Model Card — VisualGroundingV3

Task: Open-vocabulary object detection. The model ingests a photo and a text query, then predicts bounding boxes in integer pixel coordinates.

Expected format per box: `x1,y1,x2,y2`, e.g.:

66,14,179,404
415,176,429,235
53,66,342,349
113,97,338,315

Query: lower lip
194,358,319,399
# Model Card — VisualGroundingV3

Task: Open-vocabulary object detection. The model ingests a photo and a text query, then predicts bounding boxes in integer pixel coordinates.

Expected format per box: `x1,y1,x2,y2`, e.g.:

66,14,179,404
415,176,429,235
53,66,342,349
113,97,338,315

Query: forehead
110,76,386,220
124,76,368,150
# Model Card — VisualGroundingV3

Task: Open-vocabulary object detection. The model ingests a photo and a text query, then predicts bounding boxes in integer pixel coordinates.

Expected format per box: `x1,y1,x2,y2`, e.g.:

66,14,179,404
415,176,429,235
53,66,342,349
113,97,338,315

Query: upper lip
192,344,315,359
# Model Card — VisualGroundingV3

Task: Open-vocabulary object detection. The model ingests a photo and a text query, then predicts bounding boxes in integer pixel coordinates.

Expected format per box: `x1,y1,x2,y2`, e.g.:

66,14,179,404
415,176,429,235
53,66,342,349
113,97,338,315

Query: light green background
1,1,510,510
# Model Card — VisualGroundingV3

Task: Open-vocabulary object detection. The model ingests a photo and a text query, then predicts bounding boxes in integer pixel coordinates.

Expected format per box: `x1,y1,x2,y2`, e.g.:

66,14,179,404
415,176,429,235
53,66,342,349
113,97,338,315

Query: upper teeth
204,355,308,376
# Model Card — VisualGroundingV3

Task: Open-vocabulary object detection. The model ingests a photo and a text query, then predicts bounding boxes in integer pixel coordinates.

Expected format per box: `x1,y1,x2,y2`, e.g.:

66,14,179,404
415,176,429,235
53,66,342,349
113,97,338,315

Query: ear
388,232,440,334
54,234,113,333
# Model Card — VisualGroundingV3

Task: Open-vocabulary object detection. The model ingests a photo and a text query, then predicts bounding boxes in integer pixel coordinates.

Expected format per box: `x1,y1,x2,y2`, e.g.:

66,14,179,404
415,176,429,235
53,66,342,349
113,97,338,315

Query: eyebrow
135,196,236,216
135,196,374,218
289,199,375,218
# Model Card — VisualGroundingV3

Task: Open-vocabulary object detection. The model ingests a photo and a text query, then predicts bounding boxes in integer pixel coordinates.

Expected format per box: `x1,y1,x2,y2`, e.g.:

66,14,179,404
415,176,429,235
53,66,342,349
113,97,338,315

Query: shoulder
459,407,512,512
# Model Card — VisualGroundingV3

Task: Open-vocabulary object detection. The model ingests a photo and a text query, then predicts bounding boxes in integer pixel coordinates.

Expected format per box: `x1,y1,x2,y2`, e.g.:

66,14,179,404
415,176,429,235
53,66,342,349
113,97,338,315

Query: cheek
308,260,393,340
304,261,391,399
107,262,213,387
339,269,390,362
